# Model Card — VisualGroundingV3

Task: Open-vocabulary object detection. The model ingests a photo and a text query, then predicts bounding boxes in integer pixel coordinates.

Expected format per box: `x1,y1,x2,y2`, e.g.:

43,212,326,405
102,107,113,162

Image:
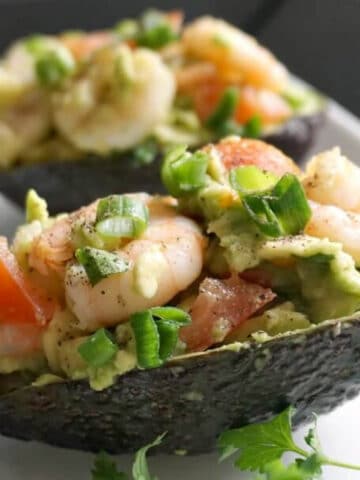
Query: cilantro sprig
90,408,360,480
219,406,360,479
92,434,164,480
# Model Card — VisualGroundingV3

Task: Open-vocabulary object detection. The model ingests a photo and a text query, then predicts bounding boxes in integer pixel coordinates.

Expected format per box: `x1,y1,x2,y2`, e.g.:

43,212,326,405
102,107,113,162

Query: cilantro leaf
304,416,322,453
132,434,165,480
296,454,323,477
92,451,128,480
259,460,313,480
218,407,305,471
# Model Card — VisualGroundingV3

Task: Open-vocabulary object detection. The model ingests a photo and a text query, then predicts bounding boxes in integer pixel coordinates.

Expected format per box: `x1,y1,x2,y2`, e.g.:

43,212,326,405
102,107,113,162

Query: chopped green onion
132,138,159,166
130,311,162,369
130,307,191,368
269,173,312,235
137,9,178,49
78,328,118,367
24,35,46,55
75,247,129,286
243,195,283,237
150,306,191,325
35,50,74,87
242,114,262,138
96,195,149,239
161,145,209,197
114,19,139,41
229,166,277,195
156,320,180,362
243,173,311,237
205,87,239,132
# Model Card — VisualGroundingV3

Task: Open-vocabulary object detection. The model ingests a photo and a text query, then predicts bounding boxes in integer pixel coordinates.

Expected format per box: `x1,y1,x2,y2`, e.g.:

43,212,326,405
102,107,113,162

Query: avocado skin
263,111,325,162
0,316,359,454
0,112,325,214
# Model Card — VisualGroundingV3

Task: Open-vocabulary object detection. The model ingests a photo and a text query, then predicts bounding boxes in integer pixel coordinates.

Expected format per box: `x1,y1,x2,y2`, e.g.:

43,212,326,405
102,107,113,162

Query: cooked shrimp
64,196,206,331
0,90,51,167
305,201,360,265
53,44,175,153
182,16,288,92
204,136,301,177
29,203,96,277
303,147,360,213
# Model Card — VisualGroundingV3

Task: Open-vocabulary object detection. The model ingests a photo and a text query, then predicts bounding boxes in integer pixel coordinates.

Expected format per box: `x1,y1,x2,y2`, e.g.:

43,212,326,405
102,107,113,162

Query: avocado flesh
0,314,359,454
0,111,325,214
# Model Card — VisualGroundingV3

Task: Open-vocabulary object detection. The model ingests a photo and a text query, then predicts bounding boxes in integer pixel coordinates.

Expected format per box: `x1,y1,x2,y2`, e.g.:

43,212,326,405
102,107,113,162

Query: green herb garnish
78,328,118,368
243,114,262,138
234,171,311,237
161,145,209,197
130,307,190,369
132,139,159,166
219,407,360,478
205,87,239,133
75,246,129,286
96,195,149,240
92,434,164,480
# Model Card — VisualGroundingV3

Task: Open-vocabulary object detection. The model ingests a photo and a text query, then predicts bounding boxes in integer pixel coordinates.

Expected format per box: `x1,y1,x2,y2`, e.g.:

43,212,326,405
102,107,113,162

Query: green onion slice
161,145,209,197
243,195,283,237
242,114,262,138
268,173,312,235
130,306,191,368
130,311,162,369
35,49,74,87
150,306,191,325
205,87,239,132
96,195,149,239
243,173,311,237
229,166,277,195
75,247,129,286
78,328,118,368
156,320,179,362
137,9,178,49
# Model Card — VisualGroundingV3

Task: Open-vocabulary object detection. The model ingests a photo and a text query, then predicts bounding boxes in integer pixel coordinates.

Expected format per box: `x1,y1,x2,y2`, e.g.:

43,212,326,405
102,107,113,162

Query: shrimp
303,147,360,213
181,16,288,92
64,196,206,331
305,201,360,265
52,44,176,154
0,90,51,168
203,136,301,177
28,202,96,277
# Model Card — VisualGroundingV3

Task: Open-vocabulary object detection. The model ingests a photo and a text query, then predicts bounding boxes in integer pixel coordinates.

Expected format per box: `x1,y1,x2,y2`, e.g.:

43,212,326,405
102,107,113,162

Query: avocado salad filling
1,136,359,391
0,9,322,168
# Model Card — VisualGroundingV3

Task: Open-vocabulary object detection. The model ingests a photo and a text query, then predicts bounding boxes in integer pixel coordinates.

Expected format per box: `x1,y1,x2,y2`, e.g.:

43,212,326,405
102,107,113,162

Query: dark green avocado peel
0,314,359,454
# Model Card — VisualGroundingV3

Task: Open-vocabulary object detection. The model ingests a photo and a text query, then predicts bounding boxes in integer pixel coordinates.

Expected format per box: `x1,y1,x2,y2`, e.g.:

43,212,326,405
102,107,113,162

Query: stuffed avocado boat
1,137,359,454
0,10,324,212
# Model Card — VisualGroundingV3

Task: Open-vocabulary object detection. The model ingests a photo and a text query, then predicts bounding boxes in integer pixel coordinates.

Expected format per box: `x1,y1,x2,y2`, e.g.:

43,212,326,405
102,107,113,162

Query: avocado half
0,314,359,454
0,111,325,214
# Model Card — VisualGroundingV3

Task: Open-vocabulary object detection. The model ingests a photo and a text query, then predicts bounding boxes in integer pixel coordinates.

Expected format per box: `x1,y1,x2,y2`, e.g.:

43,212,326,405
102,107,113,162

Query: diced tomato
0,237,56,327
204,137,301,177
235,86,291,125
240,267,273,288
180,275,276,352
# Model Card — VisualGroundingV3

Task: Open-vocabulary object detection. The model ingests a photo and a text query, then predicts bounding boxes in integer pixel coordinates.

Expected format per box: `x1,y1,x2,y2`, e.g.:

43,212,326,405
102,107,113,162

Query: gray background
0,0,359,116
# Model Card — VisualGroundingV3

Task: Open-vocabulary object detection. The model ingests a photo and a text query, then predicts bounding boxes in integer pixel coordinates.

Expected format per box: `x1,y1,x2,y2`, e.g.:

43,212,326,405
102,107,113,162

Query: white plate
1,99,360,480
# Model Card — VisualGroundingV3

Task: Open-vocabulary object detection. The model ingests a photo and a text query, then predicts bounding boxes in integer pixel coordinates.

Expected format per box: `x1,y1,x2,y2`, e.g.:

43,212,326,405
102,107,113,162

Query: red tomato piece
180,275,276,352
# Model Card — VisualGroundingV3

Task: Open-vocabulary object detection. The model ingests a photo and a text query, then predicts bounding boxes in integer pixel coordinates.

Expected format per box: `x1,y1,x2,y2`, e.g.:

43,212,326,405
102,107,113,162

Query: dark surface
0,110,324,213
0,316,359,454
